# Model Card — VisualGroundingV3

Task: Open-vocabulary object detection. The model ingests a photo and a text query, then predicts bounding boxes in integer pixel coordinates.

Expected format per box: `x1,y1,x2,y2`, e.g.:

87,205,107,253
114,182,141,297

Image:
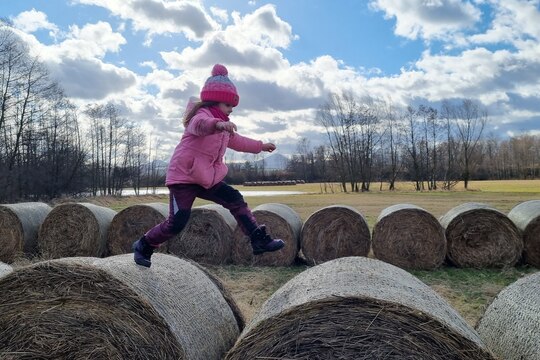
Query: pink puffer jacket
165,107,263,189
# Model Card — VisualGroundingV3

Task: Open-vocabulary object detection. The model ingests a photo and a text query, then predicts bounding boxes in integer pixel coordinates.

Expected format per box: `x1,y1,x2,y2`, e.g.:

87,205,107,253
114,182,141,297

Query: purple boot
250,225,285,255
132,236,155,267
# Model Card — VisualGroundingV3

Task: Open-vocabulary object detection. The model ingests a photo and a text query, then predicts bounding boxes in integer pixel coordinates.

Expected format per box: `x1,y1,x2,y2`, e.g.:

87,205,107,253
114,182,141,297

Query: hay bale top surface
376,203,427,222
1,254,240,360
253,203,303,236
439,202,499,229
0,261,12,277
507,199,540,231
56,254,241,351
241,256,483,347
197,204,236,228
476,271,540,359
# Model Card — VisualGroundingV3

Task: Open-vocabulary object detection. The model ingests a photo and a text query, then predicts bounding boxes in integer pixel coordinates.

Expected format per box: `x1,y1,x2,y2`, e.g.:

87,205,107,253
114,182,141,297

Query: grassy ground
70,180,540,326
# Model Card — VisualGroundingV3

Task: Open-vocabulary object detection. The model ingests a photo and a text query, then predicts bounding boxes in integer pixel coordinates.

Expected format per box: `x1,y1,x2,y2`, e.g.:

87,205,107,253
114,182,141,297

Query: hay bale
0,202,52,263
372,204,446,270
231,203,302,266
0,261,12,278
440,202,522,268
168,204,236,265
507,200,540,267
476,271,540,359
0,253,241,359
38,202,117,258
300,205,370,265
225,256,495,359
107,202,169,255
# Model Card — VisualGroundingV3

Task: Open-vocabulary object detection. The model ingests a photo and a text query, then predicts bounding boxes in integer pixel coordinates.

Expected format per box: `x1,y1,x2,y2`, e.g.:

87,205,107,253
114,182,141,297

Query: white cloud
370,0,482,41
12,9,59,37
470,0,540,45
210,6,229,23
73,0,219,40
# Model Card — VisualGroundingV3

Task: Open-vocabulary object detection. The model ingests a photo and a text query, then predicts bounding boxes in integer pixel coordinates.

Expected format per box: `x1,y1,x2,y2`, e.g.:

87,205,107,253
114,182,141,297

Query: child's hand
216,121,237,134
262,143,276,152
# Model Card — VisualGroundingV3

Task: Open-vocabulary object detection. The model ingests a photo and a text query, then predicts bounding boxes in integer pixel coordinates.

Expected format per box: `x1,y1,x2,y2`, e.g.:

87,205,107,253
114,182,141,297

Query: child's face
218,102,234,116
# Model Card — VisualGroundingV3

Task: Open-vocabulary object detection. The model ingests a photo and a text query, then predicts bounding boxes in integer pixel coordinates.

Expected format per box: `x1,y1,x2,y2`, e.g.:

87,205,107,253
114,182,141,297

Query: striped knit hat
200,64,239,107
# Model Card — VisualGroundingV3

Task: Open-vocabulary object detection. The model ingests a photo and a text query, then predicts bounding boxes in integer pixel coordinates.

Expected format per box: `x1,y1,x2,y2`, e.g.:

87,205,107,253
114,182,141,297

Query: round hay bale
476,271,540,359
231,203,302,266
440,202,522,268
372,204,446,270
107,202,169,255
0,202,52,263
300,205,370,265
38,202,117,258
225,256,495,359
507,200,540,267
0,261,12,278
0,253,241,359
168,204,236,265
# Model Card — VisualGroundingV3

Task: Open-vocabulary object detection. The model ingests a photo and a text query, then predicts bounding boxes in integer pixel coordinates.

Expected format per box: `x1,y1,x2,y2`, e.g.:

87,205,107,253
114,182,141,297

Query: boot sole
253,242,285,255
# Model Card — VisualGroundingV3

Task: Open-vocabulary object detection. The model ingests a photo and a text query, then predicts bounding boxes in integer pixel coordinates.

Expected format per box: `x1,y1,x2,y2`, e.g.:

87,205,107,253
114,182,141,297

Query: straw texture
38,202,117,258
231,203,302,266
440,202,522,268
168,204,236,265
0,202,52,263
226,256,495,359
107,202,169,255
477,271,540,359
300,205,370,265
507,200,540,267
372,204,446,269
0,253,241,359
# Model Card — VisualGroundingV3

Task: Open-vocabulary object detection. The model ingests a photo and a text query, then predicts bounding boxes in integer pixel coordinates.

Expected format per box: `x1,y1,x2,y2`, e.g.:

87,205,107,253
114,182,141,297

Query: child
132,64,285,267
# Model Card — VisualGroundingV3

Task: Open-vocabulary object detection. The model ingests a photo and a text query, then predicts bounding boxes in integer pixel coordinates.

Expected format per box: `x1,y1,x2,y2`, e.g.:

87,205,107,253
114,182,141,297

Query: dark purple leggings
144,182,258,246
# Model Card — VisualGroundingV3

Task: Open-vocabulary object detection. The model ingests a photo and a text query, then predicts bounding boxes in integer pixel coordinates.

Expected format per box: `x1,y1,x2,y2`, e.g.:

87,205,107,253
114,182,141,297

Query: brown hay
107,202,169,255
300,205,370,265
168,204,236,265
225,256,495,359
507,200,540,267
0,253,241,359
231,203,302,266
38,202,117,259
476,271,540,359
0,202,52,263
440,202,523,268
0,261,12,278
372,204,446,270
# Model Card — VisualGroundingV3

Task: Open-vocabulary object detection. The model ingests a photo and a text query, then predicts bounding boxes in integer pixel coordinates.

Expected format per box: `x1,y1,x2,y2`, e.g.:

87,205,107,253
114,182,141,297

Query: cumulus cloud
11,8,59,36
47,57,136,99
369,0,481,41
73,0,219,40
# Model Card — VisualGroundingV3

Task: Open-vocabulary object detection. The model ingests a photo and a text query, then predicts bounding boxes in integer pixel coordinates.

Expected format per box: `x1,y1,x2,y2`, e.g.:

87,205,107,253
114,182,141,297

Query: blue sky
2,0,540,158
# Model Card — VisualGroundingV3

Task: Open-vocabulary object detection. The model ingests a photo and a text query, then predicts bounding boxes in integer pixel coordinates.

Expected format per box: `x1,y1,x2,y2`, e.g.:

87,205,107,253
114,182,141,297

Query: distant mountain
253,153,289,170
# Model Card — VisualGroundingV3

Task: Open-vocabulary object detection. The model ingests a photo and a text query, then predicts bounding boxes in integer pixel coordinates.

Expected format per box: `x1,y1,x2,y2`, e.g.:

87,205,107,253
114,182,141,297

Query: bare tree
447,99,487,189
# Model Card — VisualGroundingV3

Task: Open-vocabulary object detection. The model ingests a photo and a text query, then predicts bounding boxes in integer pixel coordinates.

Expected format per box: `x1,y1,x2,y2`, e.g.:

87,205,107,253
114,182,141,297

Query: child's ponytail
182,100,219,127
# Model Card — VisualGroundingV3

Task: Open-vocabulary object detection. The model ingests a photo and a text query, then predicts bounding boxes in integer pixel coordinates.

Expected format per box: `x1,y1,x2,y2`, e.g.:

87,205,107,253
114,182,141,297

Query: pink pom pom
211,64,228,76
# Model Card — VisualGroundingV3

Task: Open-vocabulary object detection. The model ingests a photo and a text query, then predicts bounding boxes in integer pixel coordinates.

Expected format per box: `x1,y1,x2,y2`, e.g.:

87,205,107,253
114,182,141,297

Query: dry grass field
63,180,540,327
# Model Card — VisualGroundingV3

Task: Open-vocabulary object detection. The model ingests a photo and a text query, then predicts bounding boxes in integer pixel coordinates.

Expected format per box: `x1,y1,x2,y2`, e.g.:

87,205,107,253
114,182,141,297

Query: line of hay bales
1,198,539,358
0,200,538,269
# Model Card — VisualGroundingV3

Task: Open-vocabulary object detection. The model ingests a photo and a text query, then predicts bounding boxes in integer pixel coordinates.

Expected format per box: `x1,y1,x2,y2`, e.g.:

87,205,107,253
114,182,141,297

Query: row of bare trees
0,24,161,202
288,92,538,192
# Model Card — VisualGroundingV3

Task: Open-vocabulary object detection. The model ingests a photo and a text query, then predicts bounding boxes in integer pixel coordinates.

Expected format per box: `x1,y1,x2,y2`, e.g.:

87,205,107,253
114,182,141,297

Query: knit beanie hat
200,64,239,107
